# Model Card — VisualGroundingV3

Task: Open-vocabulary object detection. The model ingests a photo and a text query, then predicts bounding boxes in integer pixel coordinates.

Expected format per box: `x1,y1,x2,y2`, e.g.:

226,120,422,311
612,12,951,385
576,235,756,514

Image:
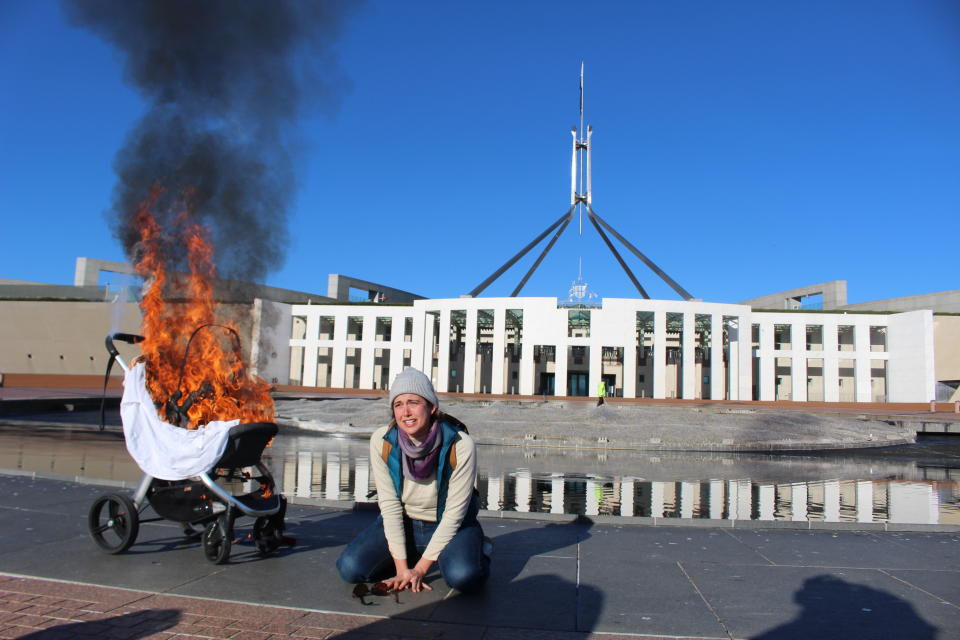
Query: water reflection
263,435,960,525
1,427,957,525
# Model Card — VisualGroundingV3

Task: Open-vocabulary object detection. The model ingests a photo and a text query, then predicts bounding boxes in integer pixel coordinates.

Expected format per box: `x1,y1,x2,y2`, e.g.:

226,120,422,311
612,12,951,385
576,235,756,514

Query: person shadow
749,574,938,640
398,519,602,634
15,608,180,639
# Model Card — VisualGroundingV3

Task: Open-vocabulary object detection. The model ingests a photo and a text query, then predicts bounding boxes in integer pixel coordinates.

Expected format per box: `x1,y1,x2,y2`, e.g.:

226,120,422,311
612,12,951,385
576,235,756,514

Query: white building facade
279,297,935,403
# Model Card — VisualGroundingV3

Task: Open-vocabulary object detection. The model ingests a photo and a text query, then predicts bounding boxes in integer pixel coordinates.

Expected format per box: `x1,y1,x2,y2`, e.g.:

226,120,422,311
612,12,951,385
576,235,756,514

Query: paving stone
727,529,957,571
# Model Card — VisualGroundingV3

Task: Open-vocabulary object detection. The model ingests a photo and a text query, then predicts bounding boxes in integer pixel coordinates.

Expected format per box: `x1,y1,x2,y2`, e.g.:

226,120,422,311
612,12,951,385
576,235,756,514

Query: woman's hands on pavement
386,557,435,593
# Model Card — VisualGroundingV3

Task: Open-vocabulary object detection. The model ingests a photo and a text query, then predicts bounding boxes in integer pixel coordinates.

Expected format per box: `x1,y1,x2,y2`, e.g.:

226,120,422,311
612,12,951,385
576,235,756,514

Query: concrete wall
934,315,960,383
740,281,847,310
887,310,935,403
0,300,260,378
0,301,143,377
327,274,424,303
842,289,960,314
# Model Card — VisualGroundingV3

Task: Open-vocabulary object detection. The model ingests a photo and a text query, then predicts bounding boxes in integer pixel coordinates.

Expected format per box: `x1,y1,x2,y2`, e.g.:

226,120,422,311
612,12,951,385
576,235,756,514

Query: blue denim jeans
337,500,489,593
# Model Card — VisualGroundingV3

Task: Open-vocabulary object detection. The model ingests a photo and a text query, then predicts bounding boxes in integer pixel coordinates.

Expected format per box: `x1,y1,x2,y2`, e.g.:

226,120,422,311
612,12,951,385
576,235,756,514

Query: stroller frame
88,333,287,564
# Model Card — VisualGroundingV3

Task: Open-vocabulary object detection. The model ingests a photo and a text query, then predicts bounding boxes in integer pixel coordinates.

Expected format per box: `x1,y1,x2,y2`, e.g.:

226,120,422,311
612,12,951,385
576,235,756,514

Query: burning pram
88,332,288,564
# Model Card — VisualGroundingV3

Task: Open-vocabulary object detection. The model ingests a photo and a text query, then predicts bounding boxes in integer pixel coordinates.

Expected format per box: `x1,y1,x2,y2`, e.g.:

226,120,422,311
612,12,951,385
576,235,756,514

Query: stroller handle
105,333,144,372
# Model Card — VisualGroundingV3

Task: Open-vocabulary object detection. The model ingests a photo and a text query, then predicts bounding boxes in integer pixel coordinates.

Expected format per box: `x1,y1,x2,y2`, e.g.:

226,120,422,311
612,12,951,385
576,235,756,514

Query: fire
134,187,275,429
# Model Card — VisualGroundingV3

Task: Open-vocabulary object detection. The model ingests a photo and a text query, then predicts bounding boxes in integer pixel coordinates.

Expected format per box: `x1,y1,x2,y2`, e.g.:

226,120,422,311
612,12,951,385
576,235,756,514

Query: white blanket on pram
121,362,238,481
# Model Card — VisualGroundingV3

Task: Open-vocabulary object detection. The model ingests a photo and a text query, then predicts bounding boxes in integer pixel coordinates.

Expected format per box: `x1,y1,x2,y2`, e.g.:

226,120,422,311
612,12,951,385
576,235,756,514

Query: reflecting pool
268,433,960,525
1,425,957,525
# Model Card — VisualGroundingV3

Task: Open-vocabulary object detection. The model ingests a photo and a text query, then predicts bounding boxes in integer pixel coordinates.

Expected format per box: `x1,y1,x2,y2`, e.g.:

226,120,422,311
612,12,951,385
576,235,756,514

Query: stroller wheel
253,517,283,555
88,494,139,554
202,516,232,564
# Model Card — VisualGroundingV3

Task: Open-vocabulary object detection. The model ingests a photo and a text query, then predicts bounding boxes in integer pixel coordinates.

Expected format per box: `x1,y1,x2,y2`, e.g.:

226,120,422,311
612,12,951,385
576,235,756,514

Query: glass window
346,316,363,341
805,325,823,351
774,324,791,350
568,309,590,337
319,316,335,340
376,317,392,342
838,325,855,352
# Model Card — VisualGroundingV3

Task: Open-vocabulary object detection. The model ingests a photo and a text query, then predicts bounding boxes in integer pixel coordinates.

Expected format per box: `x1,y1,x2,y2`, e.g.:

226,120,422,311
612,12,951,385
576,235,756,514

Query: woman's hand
394,567,432,593
387,557,435,593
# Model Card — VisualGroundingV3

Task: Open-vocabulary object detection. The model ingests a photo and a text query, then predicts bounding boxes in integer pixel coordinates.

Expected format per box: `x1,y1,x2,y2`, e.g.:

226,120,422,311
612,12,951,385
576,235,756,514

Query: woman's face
392,393,436,440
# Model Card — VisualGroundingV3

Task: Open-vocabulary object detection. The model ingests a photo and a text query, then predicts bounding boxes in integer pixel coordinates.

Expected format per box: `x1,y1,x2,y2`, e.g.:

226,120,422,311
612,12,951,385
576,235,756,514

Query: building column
855,357,872,402
758,321,775,401
555,341,569,396
490,309,506,394
682,312,696,399
331,311,348,388
623,332,637,399
419,311,435,375
520,332,535,395
463,308,478,394
359,314,375,390
302,313,320,387
710,314,724,400
792,351,807,402
653,311,667,399
436,309,451,392
588,341,602,400
737,317,752,400
823,323,840,402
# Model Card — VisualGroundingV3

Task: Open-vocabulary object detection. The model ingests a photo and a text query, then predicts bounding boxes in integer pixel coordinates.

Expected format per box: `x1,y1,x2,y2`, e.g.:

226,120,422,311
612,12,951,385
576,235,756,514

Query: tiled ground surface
0,574,700,640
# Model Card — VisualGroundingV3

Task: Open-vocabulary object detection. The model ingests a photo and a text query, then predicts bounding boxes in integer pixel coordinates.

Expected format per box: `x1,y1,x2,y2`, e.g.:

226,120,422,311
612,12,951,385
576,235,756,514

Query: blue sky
2,1,958,304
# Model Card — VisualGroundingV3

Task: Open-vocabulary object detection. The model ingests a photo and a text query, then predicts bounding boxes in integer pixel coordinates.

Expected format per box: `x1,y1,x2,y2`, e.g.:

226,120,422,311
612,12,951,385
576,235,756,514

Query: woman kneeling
337,368,490,594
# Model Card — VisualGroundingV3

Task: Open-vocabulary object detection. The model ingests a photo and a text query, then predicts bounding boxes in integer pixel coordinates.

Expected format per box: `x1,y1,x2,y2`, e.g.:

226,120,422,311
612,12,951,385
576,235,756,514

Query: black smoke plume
62,0,357,290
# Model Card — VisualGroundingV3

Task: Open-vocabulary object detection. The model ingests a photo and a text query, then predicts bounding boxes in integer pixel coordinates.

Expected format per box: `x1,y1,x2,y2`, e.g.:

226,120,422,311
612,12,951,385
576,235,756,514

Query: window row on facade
280,300,933,403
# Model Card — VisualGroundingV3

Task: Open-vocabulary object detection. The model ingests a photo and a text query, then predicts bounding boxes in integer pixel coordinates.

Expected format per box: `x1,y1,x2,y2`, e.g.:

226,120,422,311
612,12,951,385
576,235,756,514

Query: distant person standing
597,379,606,406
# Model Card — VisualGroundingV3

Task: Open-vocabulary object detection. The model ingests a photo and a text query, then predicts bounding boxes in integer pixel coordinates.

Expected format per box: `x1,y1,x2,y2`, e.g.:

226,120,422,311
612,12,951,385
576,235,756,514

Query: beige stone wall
0,301,143,377
0,300,257,378
934,315,960,383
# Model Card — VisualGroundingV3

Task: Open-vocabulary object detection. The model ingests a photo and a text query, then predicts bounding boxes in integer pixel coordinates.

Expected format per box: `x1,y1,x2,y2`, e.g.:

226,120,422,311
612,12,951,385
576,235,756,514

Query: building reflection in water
0,429,956,526
264,440,960,526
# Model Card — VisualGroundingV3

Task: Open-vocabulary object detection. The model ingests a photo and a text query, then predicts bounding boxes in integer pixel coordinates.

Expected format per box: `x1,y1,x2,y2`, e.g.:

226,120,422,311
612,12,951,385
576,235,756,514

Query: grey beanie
389,367,439,409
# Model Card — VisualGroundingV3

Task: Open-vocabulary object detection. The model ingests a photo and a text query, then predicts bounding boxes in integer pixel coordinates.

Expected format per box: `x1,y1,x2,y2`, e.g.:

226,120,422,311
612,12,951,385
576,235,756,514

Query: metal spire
468,64,694,301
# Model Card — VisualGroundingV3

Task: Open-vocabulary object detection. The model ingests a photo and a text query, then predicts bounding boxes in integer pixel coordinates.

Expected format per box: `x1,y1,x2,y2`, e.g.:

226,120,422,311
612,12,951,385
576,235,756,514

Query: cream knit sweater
370,425,477,561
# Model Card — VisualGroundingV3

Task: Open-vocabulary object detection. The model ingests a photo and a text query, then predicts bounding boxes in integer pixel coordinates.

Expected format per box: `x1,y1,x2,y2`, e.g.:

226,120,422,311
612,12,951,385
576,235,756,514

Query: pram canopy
121,361,237,480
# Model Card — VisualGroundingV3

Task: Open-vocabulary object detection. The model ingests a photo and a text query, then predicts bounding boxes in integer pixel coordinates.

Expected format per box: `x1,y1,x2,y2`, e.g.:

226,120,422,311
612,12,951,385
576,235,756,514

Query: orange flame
134,187,274,429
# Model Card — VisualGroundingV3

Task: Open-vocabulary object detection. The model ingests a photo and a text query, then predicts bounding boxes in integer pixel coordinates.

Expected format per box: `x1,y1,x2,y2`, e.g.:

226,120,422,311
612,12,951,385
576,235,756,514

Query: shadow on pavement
750,574,938,640
16,608,181,639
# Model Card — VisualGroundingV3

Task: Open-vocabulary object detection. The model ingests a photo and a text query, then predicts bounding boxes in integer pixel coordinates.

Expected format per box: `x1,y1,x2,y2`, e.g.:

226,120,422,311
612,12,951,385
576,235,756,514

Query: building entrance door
567,372,588,397
539,372,555,396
